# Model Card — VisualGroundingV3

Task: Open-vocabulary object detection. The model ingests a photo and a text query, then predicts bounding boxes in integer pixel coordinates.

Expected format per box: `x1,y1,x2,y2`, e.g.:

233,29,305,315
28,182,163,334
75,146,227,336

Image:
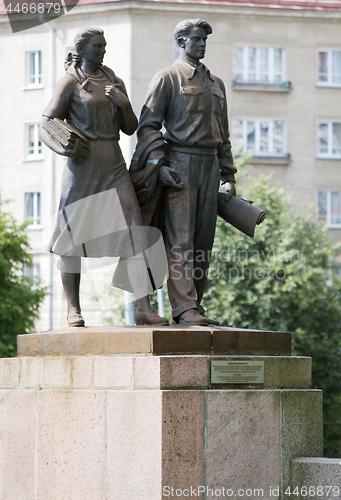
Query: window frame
318,190,341,228
317,121,341,159
233,118,287,158
23,262,41,290
233,45,286,85
25,123,43,161
25,192,42,229
317,49,341,88
25,50,43,89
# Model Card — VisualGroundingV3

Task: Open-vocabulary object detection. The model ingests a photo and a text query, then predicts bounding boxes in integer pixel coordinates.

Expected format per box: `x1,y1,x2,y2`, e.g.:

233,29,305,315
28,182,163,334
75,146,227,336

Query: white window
318,191,341,228
318,50,341,86
23,263,40,289
233,119,286,156
318,122,341,158
233,46,286,83
25,192,41,227
26,50,42,88
25,123,43,160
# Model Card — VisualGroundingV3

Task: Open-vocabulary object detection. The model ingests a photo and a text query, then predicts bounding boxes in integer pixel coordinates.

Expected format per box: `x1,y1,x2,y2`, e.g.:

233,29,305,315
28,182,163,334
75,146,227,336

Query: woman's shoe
67,313,85,327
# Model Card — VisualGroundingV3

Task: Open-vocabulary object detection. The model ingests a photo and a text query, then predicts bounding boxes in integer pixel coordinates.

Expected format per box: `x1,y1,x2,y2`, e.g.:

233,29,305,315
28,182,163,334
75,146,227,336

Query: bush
0,209,45,357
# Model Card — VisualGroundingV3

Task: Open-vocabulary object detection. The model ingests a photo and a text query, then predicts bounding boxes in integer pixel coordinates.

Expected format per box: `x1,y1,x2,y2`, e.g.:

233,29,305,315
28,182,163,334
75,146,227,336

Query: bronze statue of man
131,19,237,326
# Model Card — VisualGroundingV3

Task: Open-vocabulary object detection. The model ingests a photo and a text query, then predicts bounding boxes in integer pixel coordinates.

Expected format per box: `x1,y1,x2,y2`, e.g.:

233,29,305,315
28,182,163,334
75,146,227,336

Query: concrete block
206,390,281,499
0,357,19,388
160,356,209,388
72,356,93,388
282,390,323,493
152,329,211,354
93,356,133,388
291,458,341,499
20,356,72,388
212,328,291,354
17,327,154,356
37,390,106,500
162,391,205,499
134,356,209,389
0,390,36,500
264,356,311,388
134,356,161,389
106,390,162,500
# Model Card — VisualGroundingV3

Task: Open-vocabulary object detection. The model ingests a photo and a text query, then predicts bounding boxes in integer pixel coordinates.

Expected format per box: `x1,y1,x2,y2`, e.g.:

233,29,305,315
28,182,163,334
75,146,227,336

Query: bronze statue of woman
39,27,168,327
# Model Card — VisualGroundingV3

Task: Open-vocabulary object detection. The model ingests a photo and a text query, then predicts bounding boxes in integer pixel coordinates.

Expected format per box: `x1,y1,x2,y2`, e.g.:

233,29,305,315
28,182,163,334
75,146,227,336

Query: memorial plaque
211,360,265,384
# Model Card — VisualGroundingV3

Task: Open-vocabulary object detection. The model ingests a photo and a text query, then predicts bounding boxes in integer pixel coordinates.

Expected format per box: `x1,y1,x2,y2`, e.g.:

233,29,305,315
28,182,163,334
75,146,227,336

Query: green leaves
0,210,45,357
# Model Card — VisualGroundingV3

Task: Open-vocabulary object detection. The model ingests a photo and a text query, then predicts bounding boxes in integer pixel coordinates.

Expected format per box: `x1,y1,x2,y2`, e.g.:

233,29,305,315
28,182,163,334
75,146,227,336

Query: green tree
205,171,341,457
0,208,46,357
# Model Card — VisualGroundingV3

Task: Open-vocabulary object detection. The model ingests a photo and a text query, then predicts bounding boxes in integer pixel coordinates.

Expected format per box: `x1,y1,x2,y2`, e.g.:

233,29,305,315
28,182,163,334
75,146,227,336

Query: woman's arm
105,79,138,136
39,116,85,158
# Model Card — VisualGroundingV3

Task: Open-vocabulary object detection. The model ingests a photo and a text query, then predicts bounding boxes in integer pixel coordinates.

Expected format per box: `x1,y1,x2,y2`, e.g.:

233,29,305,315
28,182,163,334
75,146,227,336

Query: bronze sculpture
39,27,168,327
131,19,237,326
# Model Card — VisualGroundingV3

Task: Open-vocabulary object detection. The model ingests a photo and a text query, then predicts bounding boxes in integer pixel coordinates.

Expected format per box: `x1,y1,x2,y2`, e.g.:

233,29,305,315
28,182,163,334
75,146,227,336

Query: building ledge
245,154,292,165
232,81,292,92
316,83,341,89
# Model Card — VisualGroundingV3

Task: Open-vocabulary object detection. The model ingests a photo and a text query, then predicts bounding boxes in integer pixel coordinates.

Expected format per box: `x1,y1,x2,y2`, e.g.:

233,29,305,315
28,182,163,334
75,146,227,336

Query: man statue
131,19,237,326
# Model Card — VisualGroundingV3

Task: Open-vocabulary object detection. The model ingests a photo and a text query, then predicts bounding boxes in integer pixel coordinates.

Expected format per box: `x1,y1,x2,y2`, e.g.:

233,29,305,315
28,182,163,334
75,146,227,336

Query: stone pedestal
291,458,341,498
0,327,323,500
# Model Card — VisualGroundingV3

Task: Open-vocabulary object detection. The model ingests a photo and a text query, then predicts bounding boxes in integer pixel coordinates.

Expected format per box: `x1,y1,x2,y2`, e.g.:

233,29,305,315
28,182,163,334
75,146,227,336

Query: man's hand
105,85,130,108
159,165,184,190
219,181,236,203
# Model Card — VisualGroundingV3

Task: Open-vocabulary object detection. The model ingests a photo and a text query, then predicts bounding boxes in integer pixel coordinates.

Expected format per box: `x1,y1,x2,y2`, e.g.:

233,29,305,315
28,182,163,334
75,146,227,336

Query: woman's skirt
49,139,144,259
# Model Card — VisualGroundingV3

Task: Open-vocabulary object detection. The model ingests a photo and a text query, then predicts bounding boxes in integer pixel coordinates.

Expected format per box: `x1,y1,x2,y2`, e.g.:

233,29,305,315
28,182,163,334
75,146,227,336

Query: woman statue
39,27,168,327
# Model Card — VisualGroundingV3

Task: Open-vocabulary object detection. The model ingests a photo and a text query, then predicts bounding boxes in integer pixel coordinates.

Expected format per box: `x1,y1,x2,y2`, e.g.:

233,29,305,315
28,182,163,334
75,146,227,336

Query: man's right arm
136,72,183,190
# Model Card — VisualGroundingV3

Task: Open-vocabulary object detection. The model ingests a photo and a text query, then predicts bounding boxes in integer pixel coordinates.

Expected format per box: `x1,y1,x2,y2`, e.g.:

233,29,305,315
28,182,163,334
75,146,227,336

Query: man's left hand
219,181,236,202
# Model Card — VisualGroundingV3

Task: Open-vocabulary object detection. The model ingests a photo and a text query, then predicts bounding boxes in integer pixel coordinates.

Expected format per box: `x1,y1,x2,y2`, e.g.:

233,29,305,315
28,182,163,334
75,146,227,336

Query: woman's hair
174,19,212,45
64,27,104,70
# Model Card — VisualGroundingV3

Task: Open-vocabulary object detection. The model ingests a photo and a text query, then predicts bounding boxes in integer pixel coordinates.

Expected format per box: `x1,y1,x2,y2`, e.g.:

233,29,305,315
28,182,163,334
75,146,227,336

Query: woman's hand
63,137,89,158
39,117,89,158
105,85,130,108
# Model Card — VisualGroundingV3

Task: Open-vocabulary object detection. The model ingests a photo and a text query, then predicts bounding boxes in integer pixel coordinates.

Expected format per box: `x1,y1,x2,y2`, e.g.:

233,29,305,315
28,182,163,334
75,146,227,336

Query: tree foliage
204,170,341,458
0,209,46,357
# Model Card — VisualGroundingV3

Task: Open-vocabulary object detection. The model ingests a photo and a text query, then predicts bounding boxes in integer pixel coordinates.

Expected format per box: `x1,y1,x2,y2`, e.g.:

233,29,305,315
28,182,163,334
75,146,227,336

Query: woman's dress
43,65,142,259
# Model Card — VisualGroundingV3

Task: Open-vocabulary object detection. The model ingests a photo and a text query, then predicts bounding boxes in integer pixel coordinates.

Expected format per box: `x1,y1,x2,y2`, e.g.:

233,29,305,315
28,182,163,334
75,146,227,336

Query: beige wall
1,1,341,331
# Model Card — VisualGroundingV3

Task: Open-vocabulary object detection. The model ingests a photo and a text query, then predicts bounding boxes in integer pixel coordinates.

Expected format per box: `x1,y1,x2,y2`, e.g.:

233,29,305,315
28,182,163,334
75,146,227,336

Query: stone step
17,325,291,356
291,458,341,499
0,354,310,390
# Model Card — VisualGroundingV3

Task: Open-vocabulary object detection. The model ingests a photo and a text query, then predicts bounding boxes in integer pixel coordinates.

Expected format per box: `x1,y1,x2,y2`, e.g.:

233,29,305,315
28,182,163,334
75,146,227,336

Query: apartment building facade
0,0,341,330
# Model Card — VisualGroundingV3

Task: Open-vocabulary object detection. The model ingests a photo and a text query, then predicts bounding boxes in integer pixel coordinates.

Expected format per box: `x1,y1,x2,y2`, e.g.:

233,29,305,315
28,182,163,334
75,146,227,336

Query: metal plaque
211,360,264,384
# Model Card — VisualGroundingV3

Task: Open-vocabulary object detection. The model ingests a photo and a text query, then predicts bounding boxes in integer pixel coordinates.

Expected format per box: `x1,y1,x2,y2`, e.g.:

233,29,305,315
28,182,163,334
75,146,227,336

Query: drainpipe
47,26,55,331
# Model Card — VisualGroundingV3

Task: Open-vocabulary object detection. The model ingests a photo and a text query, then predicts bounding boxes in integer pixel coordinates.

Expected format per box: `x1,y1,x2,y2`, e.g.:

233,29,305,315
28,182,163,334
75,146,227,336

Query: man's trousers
164,149,220,319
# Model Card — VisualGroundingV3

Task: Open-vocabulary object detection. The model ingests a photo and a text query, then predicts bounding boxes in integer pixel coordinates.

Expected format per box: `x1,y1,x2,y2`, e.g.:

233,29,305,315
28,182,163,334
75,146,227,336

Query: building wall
1,1,341,331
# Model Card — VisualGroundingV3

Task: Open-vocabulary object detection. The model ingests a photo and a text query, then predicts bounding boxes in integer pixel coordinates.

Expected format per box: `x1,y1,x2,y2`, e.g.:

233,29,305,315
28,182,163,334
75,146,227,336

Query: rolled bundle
217,193,266,238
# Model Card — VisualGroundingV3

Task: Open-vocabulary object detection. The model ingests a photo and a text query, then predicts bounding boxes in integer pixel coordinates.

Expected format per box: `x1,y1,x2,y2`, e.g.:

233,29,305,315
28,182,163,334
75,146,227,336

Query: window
26,50,42,88
26,123,43,160
23,263,40,289
318,122,341,158
233,119,286,157
25,192,41,227
318,50,341,86
318,191,341,227
233,46,286,84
